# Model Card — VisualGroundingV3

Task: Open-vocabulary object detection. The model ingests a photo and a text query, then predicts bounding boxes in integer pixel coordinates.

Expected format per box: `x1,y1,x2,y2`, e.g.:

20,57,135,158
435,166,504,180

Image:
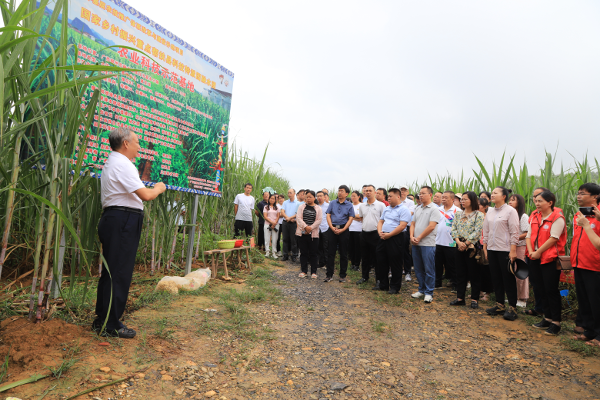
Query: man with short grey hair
94,128,166,338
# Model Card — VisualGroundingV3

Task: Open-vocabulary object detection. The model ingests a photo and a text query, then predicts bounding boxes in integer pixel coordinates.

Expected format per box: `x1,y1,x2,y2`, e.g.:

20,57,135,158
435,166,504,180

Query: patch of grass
373,291,404,307
154,317,176,341
307,306,315,311
0,351,9,384
134,331,156,365
371,320,387,333
560,336,600,357
48,343,80,379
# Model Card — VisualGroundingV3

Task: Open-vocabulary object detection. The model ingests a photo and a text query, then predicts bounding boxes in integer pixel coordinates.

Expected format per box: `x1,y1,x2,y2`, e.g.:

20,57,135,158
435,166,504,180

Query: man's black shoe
356,278,368,285
470,301,479,309
449,299,465,306
291,256,298,263
372,281,383,290
92,319,102,332
533,319,551,329
503,306,518,321
351,265,360,272
99,326,137,339
545,323,561,336
388,289,399,295
324,276,333,283
282,256,289,261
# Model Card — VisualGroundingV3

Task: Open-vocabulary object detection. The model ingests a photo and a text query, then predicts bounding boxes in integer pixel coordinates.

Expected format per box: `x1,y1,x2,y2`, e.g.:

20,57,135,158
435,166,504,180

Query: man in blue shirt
325,185,355,282
280,188,300,262
376,188,412,294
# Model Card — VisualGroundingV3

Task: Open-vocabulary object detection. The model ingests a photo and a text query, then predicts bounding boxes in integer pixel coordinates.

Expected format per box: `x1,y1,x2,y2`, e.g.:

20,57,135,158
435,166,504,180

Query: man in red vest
571,183,600,346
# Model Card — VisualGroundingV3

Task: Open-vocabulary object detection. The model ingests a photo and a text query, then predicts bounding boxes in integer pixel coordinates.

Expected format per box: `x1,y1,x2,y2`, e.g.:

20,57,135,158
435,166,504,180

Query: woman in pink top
482,186,520,321
263,194,280,258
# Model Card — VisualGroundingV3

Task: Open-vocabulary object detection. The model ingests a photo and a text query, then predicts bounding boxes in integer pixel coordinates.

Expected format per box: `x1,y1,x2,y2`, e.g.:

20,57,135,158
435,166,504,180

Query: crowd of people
233,182,600,346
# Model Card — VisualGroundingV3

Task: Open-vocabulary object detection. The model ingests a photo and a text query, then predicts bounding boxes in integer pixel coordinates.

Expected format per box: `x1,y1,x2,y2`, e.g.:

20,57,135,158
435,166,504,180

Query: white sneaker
405,274,412,282
272,254,278,259
467,282,471,289
424,295,433,303
276,251,282,257
411,291,424,298
265,251,270,257
516,300,527,308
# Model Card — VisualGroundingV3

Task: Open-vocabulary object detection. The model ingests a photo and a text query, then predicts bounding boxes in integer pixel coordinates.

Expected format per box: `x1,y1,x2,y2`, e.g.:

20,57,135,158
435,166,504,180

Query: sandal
585,339,600,347
298,272,306,278
574,326,585,334
524,309,541,317
311,274,317,279
572,333,592,342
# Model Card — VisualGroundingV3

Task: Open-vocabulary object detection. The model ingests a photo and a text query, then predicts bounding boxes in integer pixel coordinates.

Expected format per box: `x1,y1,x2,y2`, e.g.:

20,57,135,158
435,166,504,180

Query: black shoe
533,319,551,329
351,265,360,272
92,319,102,332
324,276,333,283
339,277,346,283
356,278,368,285
100,326,136,339
486,303,505,316
282,256,289,261
388,289,399,294
372,281,382,290
291,257,298,263
470,301,479,309
449,299,465,306
545,323,561,336
503,306,518,321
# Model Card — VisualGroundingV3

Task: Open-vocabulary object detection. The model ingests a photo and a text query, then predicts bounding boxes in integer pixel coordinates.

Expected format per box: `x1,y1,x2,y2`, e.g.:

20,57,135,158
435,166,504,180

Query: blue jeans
413,245,436,296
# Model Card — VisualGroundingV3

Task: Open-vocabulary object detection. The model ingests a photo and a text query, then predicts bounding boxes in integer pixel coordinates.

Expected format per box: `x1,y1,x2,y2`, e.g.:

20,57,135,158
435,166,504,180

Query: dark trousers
527,256,547,314
349,231,362,267
528,258,562,322
402,230,413,274
234,220,253,238
299,234,319,274
257,222,265,248
276,223,282,252
435,245,458,286
488,250,517,307
326,229,350,278
481,264,493,293
282,221,298,257
456,249,481,301
318,229,329,267
574,268,600,340
361,230,379,280
376,233,403,290
96,209,143,330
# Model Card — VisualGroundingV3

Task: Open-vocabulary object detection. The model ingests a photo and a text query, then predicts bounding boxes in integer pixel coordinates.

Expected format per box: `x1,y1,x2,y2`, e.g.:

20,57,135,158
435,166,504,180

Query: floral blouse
451,210,485,243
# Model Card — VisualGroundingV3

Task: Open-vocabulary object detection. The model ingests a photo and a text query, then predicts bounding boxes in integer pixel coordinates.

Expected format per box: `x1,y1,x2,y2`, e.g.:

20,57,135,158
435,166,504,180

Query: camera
579,207,595,216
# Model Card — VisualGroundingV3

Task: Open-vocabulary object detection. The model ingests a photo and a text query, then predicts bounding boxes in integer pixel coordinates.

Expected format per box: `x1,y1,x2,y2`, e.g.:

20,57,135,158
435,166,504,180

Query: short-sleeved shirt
234,193,255,222
278,203,285,224
282,199,300,219
380,204,412,233
101,152,145,210
318,202,330,232
413,202,440,247
257,200,268,224
327,199,355,226
436,205,459,247
401,198,416,226
350,204,363,232
358,200,386,232
263,205,280,225
526,213,565,249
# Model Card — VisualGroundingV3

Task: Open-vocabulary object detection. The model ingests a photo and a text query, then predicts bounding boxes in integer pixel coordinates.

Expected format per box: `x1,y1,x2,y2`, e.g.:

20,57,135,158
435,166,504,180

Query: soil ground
1,259,600,400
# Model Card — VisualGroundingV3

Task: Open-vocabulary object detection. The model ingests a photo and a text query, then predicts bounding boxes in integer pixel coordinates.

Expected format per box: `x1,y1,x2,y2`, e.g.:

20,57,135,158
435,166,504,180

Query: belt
103,206,144,215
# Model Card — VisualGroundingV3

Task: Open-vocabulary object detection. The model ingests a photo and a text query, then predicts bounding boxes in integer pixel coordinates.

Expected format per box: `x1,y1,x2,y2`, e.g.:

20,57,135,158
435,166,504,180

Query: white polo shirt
100,152,145,210
401,197,415,226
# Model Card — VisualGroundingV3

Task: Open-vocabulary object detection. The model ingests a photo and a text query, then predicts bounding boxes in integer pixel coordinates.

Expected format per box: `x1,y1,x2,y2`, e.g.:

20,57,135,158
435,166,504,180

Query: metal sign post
185,194,200,275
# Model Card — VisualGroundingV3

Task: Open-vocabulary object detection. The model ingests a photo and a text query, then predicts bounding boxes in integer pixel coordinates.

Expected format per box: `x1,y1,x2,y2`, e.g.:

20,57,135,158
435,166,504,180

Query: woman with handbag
526,190,567,336
482,187,521,321
450,191,485,308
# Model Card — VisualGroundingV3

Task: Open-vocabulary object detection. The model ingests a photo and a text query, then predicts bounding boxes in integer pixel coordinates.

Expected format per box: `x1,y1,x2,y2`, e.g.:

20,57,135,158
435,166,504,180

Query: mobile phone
579,207,595,216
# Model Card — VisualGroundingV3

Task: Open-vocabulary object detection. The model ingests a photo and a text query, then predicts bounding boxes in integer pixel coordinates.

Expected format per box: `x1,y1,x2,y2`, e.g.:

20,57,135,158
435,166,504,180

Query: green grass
560,336,600,357
371,320,387,333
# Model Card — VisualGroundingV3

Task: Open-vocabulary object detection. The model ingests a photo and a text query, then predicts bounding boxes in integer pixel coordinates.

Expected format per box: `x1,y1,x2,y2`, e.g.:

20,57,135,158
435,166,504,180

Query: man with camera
571,183,600,346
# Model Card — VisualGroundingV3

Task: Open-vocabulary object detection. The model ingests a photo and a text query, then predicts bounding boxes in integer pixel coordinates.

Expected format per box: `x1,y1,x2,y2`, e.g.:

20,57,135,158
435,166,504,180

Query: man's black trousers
96,209,143,331
326,229,350,278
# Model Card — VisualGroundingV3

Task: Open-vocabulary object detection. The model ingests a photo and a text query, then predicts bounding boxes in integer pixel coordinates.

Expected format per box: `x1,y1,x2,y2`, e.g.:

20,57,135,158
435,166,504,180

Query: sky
114,1,600,190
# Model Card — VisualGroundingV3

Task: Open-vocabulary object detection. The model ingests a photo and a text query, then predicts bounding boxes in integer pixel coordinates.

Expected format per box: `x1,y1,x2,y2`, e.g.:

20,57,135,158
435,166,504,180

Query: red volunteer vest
528,208,567,264
570,215,600,272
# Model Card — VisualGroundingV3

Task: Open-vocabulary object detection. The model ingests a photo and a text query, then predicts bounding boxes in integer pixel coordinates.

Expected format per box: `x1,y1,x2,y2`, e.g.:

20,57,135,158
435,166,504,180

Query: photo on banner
38,0,234,196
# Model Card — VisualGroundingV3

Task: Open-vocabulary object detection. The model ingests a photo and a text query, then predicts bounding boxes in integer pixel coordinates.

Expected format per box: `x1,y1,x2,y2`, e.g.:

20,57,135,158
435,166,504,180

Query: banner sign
40,0,234,196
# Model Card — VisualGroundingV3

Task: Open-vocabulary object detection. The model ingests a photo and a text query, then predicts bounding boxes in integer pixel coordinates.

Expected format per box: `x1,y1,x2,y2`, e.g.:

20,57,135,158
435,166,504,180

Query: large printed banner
41,0,234,196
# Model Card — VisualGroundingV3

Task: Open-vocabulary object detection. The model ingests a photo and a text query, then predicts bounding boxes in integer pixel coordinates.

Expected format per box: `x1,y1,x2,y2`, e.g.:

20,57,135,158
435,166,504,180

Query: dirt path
3,260,600,400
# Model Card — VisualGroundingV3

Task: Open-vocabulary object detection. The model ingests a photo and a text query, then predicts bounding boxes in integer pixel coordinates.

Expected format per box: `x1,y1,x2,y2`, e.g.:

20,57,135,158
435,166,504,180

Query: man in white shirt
400,186,416,281
317,191,330,268
95,128,166,338
433,191,443,208
356,185,385,285
234,183,255,238
435,191,459,289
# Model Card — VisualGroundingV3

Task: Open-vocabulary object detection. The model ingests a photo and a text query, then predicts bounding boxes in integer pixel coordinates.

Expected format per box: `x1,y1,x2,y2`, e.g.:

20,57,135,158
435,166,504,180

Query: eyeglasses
577,192,591,197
